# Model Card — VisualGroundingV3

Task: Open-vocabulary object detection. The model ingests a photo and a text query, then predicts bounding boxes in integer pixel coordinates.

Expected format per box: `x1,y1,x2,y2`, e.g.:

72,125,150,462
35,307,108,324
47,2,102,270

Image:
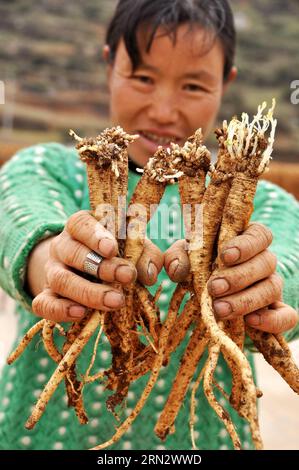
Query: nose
147,88,179,125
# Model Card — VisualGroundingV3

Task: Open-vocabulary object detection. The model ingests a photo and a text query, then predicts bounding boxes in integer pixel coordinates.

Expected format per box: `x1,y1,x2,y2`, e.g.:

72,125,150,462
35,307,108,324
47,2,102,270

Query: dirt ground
0,288,298,450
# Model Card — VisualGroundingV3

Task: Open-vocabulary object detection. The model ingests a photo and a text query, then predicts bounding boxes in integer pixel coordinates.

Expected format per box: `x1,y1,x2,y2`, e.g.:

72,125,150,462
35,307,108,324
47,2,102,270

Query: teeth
142,131,178,146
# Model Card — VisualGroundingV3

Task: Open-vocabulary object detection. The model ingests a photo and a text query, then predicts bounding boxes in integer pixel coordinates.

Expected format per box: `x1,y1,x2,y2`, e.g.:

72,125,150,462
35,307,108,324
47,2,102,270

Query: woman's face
106,24,236,166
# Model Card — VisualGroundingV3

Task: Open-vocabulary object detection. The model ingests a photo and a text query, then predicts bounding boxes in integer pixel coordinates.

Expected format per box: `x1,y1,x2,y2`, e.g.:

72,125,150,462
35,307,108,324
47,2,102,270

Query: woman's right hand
30,210,138,323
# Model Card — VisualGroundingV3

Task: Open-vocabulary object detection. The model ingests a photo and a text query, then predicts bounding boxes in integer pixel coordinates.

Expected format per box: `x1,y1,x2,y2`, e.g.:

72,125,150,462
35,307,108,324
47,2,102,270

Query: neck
128,157,142,174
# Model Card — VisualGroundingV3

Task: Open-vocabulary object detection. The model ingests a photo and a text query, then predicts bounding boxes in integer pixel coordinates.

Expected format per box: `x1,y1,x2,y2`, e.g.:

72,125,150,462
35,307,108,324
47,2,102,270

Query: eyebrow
137,62,217,83
182,71,217,83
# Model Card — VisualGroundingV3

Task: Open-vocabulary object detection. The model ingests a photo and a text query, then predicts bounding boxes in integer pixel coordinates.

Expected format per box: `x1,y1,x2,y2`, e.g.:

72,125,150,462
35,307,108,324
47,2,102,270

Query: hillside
0,0,298,164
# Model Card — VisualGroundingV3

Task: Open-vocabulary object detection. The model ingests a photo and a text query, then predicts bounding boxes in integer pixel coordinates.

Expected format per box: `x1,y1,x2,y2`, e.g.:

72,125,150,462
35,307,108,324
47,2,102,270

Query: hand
31,211,164,323
164,223,298,334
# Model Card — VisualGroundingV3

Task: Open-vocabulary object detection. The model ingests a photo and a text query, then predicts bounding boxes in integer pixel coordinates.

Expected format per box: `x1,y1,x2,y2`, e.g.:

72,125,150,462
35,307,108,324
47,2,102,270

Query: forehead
117,24,225,77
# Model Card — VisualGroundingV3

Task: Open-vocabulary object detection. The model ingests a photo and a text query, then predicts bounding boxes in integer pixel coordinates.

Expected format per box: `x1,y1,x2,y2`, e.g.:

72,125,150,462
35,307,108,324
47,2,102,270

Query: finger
47,262,125,311
51,232,136,285
208,250,277,298
245,301,298,334
65,210,118,259
136,238,164,286
32,288,88,323
164,239,190,282
220,222,273,266
213,273,283,320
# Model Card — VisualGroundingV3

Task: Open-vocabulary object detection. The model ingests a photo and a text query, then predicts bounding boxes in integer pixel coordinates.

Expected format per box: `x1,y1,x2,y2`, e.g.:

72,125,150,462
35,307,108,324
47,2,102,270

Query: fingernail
116,265,136,283
103,291,125,308
247,314,261,326
222,247,241,264
169,259,179,277
99,238,115,257
68,306,86,319
213,301,232,318
147,262,157,282
210,278,230,296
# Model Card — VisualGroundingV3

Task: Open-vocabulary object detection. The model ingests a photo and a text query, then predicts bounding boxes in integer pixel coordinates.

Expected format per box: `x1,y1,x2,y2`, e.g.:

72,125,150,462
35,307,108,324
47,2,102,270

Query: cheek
109,81,143,125
187,93,222,136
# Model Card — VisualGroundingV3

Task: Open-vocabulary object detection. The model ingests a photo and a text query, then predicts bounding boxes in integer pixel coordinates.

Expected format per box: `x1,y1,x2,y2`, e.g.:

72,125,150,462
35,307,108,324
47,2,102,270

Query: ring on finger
83,251,104,278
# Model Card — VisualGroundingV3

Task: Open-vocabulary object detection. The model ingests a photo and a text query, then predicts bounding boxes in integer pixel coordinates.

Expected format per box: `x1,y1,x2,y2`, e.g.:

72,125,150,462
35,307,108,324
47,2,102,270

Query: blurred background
0,0,299,450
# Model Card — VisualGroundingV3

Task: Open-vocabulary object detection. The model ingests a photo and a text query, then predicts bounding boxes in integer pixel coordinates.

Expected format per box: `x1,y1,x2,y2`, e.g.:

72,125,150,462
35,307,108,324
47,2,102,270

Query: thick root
25,311,101,430
203,342,241,450
246,326,299,394
155,318,207,440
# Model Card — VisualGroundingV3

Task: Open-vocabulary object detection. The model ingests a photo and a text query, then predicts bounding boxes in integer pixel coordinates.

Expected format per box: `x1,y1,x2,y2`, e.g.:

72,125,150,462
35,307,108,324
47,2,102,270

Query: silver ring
83,251,103,278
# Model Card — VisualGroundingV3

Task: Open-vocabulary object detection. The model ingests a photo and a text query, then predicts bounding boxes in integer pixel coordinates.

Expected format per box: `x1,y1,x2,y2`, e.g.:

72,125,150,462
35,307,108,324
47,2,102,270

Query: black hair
106,0,236,82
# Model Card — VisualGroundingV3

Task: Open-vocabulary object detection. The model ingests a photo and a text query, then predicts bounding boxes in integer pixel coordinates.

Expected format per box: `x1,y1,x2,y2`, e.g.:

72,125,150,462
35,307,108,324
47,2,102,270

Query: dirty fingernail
116,265,136,283
222,247,241,264
99,238,115,257
213,301,232,318
210,278,230,296
247,314,261,326
147,262,157,281
103,291,124,308
169,259,179,278
68,306,86,319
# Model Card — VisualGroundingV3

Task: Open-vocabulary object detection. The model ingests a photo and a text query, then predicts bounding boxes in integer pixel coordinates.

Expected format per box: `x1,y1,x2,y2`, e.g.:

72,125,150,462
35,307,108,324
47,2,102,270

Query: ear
102,45,113,92
222,66,238,95
102,44,110,62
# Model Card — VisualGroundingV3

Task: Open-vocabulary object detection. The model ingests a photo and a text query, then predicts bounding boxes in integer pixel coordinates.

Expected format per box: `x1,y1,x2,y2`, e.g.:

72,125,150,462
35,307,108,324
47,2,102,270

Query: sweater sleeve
251,179,299,342
0,143,86,312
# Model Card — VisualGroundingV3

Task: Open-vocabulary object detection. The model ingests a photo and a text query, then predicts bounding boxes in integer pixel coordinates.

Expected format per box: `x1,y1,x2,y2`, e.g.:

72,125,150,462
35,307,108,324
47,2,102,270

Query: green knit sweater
0,143,298,451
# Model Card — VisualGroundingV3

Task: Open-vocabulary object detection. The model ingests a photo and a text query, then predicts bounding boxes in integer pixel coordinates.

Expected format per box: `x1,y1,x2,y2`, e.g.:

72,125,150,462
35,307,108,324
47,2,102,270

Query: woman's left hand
164,222,298,334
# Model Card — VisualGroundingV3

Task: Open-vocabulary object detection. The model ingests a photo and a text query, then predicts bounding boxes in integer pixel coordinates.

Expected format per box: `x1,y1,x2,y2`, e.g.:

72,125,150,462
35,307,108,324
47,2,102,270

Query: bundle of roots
7,102,299,450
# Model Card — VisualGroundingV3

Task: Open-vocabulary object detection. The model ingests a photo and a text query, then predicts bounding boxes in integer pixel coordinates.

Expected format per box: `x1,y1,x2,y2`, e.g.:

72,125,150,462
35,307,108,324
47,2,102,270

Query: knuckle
261,225,273,245
45,261,57,286
99,259,116,281
50,268,68,293
66,210,89,237
289,310,299,329
241,295,255,313
254,223,273,245
271,322,281,335
262,250,277,272
276,308,297,333
44,259,53,278
247,223,273,246
67,243,83,267
272,272,284,288
247,232,258,248
268,273,283,296
241,233,256,255
80,284,96,307
32,295,44,317
44,298,57,321
49,234,60,258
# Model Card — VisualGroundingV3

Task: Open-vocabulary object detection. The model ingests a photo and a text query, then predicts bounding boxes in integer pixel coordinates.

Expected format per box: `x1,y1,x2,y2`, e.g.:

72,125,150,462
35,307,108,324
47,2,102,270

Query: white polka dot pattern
53,442,63,450
20,436,31,446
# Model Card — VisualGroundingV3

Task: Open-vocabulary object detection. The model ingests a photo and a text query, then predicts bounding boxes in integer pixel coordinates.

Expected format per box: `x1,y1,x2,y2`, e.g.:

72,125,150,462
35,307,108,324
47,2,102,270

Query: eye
131,74,154,85
183,83,206,92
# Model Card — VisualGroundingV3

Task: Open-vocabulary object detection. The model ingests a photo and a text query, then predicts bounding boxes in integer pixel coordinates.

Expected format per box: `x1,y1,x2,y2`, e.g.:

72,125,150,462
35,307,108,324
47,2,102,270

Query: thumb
164,239,190,282
136,238,164,286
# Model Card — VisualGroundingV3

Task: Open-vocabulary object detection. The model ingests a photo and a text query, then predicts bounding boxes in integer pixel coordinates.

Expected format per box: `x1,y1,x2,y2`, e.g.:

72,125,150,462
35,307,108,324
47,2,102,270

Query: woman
0,0,298,450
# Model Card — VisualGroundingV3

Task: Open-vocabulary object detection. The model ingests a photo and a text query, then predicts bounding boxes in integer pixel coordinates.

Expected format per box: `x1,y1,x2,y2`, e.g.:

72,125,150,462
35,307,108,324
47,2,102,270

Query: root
246,326,299,394
7,320,45,365
25,311,102,430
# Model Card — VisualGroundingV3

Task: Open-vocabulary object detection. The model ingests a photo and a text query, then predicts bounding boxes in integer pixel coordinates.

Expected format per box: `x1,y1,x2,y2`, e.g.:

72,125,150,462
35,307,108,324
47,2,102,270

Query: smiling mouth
139,131,182,146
